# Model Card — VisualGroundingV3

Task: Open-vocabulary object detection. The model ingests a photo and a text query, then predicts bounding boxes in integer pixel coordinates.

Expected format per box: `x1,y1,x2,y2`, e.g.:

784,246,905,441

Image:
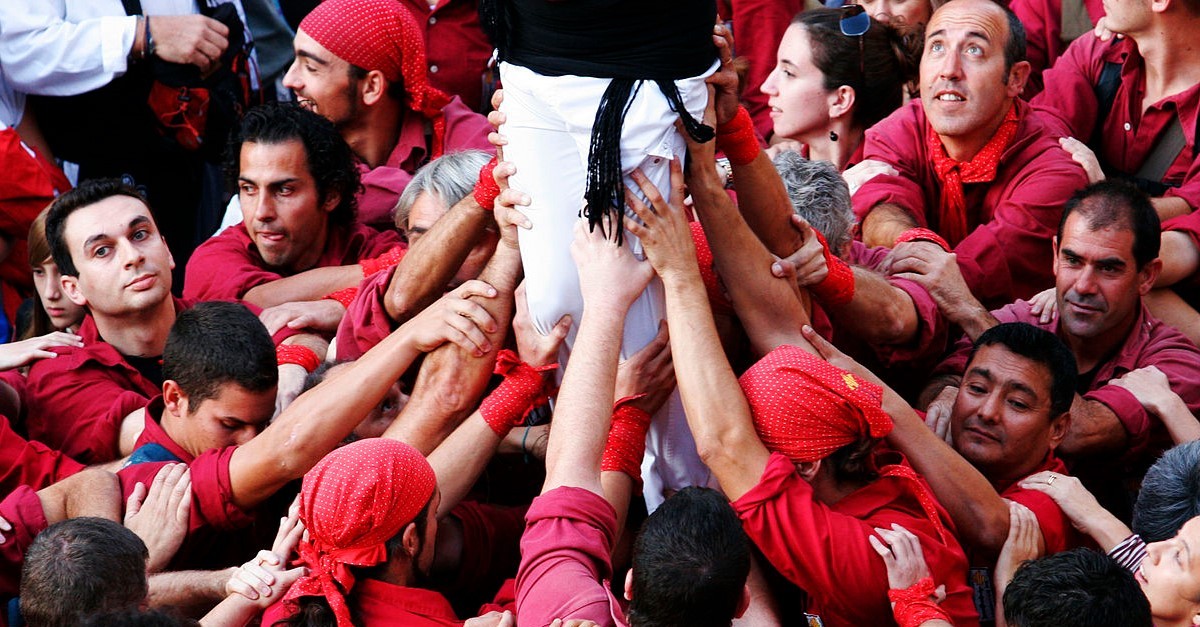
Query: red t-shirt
853,98,1089,309
516,486,628,627
184,222,402,303
732,452,980,627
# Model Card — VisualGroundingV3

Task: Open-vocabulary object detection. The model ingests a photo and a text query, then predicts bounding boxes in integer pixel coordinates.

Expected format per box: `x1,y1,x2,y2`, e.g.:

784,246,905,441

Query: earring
829,130,839,142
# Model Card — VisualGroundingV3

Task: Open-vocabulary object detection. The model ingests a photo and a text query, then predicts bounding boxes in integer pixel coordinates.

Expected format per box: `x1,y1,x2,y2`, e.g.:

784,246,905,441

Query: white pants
499,61,718,510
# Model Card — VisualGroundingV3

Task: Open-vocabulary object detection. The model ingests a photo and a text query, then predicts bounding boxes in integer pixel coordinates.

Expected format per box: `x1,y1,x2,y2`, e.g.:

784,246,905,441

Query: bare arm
242,265,365,308
386,196,494,322
861,203,918,248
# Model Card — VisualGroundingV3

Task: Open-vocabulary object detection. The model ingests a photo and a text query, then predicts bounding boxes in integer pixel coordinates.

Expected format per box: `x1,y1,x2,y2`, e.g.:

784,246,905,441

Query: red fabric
716,106,760,166
284,438,437,627
934,299,1200,460
325,286,359,308
398,0,494,113
0,128,71,321
0,486,49,598
335,265,396,361
600,398,652,483
732,452,979,626
854,98,1087,308
516,486,628,627
1033,36,1200,210
730,0,804,139
133,396,196,464
894,227,951,253
474,156,500,210
926,104,1021,247
479,350,553,437
184,222,401,302
356,96,494,228
888,577,952,627
738,345,892,464
1009,0,1105,97
809,228,855,306
302,0,454,162
0,414,82,495
266,578,462,626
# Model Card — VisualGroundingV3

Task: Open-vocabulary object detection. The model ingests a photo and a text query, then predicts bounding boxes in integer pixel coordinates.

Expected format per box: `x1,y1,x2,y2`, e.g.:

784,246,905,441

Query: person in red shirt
185,103,402,319
281,0,493,230
854,0,1089,309
1031,0,1200,222
625,136,978,624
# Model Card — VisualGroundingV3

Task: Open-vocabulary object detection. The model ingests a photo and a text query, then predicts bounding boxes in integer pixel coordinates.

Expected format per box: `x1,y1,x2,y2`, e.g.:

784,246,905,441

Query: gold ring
1048,475,1057,485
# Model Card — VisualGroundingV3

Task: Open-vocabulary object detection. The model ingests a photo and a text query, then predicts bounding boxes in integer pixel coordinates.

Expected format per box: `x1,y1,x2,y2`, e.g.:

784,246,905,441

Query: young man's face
166,381,276,458
61,195,174,318
951,344,1067,481
238,139,336,272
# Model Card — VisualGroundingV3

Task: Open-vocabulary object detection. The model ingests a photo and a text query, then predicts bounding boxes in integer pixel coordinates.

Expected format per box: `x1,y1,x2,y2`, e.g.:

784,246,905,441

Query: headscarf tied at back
282,438,438,627
299,0,453,157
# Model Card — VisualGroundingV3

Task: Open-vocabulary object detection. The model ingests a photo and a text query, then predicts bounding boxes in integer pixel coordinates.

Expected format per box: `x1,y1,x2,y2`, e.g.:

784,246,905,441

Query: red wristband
479,350,555,437
716,106,759,166
600,395,652,486
361,245,406,277
808,228,856,306
888,577,951,627
324,286,358,309
276,344,321,373
474,156,501,210
894,227,952,253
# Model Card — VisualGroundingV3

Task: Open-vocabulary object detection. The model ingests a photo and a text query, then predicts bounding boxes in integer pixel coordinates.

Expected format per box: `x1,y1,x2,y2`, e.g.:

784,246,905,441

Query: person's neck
807,122,864,171
1134,19,1200,107
93,297,176,358
344,104,403,169
938,99,1014,162
1063,306,1139,374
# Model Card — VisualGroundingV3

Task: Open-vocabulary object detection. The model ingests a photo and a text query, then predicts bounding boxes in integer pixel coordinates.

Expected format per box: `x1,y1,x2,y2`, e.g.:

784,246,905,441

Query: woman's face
855,0,933,27
33,260,85,331
760,25,834,142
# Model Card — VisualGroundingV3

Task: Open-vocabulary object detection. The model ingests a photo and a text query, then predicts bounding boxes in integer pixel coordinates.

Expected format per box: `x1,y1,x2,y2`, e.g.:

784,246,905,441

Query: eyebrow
296,49,330,66
82,215,152,250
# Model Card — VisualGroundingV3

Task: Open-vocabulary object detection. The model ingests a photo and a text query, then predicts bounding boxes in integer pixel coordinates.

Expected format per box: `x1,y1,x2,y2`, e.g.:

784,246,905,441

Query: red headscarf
282,438,437,627
738,345,892,463
300,0,453,157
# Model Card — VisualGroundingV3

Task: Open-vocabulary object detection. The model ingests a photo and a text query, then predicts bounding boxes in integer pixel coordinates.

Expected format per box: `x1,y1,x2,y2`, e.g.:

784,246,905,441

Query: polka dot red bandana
283,438,437,626
300,0,453,156
738,345,892,463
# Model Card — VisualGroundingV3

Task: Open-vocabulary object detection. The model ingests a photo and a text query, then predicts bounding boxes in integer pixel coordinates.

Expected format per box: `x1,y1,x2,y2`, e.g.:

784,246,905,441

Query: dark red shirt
853,99,1088,308
398,0,494,113
184,222,402,303
1033,36,1200,209
731,452,980,626
357,97,494,229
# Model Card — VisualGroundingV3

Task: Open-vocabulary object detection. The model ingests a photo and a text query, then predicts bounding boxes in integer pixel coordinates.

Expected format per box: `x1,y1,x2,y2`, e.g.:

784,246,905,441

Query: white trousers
499,61,718,510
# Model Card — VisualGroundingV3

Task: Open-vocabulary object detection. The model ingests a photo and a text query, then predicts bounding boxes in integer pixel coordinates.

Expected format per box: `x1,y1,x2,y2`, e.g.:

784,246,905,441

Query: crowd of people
1,0,1200,625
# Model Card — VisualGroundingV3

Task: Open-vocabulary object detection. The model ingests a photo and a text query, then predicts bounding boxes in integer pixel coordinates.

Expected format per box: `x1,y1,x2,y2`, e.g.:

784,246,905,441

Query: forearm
691,175,811,355
823,269,919,346
1153,196,1191,222
1059,396,1128,457
243,265,364,308
384,244,520,452
386,199,492,322
861,203,918,248
148,569,234,612
731,152,801,256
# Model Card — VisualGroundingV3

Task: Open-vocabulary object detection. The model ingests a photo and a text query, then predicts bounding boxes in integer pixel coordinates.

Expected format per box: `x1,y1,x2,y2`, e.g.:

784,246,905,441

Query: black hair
1133,440,1200,542
162,301,278,408
226,102,360,228
1057,180,1161,270
1002,549,1151,626
626,487,751,627
21,517,149,627
968,322,1077,417
46,179,150,278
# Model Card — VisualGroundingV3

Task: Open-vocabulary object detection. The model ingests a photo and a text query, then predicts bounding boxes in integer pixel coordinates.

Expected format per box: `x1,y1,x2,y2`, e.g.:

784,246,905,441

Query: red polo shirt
184,222,402,303
732,452,980,627
357,97,494,229
1033,36,1200,209
398,0,494,113
1008,0,1105,98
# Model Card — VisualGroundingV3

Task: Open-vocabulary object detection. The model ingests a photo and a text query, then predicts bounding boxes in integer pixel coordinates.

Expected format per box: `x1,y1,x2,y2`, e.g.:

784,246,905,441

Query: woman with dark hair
762,7,921,171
